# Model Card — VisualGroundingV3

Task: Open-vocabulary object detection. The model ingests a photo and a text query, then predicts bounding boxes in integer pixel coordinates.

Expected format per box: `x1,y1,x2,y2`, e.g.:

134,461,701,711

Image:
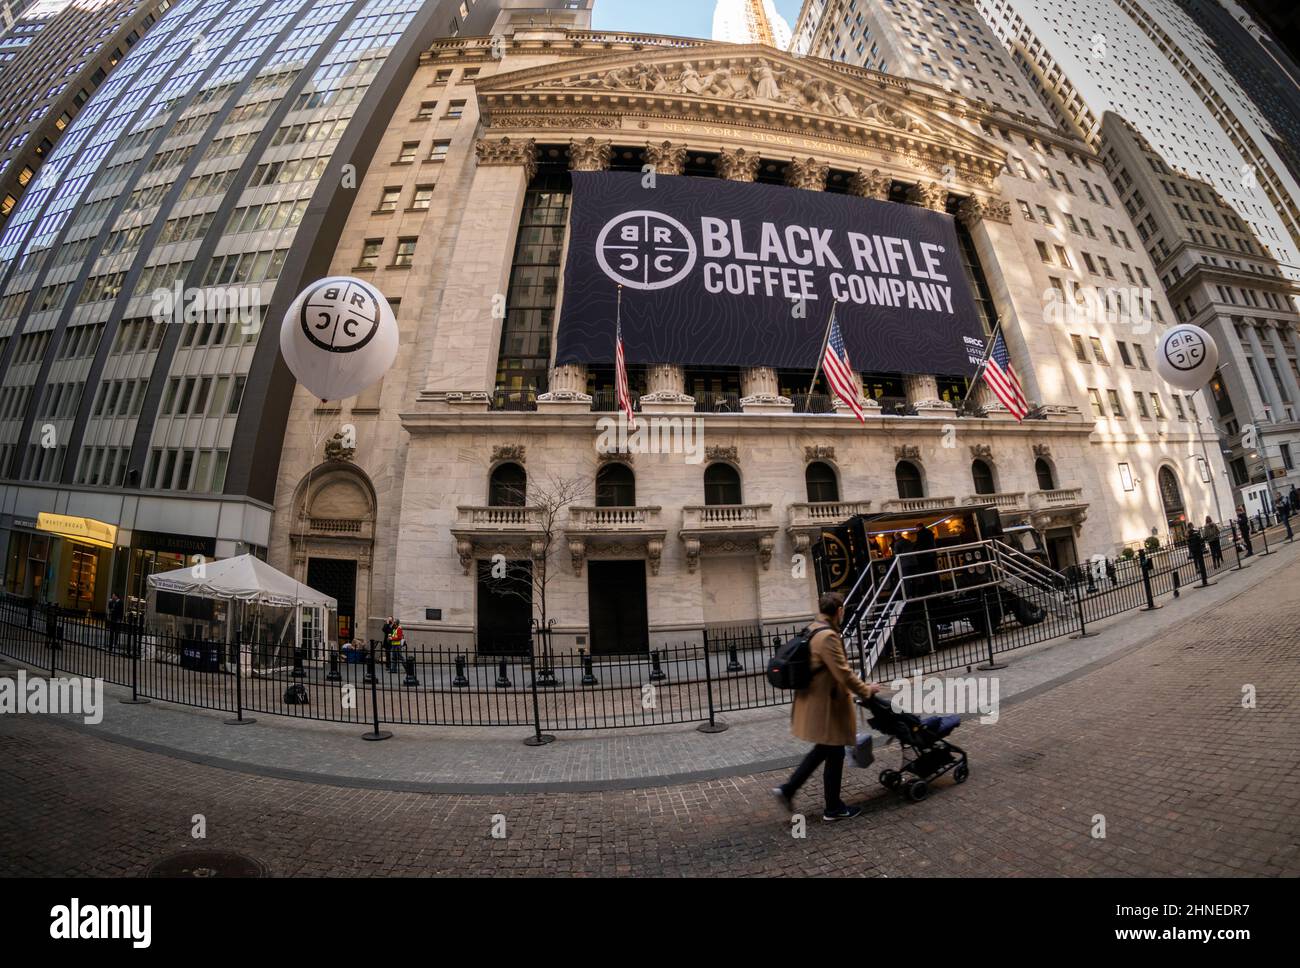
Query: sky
590,0,806,43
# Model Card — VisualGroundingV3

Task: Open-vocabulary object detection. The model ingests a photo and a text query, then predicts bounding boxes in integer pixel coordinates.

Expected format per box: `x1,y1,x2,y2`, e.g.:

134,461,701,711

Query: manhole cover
147,849,267,878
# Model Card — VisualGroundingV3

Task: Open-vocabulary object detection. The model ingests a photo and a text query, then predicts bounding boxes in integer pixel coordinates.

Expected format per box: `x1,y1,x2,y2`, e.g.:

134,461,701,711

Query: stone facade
269,28,1229,649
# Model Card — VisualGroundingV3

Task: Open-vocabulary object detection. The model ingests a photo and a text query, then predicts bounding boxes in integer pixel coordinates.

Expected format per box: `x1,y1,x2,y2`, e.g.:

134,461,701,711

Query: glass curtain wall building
0,0,509,614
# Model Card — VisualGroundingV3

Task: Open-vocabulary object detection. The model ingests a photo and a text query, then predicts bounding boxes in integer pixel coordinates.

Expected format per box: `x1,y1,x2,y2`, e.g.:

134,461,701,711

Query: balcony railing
787,500,874,528
454,506,544,530
681,503,775,530
1029,487,1085,508
790,393,834,414
489,389,537,412
692,391,741,413
308,517,363,533
568,505,662,530
880,495,957,513
589,389,641,413
965,492,1027,512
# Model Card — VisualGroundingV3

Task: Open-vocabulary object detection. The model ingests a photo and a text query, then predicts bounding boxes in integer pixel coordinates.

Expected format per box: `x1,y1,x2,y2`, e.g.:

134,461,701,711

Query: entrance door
1158,466,1187,539
307,557,357,641
1044,528,1079,573
476,559,532,654
587,560,649,655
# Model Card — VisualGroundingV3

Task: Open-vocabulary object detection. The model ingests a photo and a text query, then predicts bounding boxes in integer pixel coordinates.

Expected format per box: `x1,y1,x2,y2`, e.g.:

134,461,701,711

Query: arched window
895,461,924,499
805,461,839,503
704,463,742,505
1158,466,1184,515
1034,457,1056,491
595,462,636,507
971,459,996,495
488,462,526,507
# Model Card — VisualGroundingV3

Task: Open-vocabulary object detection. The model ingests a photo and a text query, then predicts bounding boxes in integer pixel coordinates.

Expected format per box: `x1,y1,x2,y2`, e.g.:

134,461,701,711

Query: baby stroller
860,694,968,802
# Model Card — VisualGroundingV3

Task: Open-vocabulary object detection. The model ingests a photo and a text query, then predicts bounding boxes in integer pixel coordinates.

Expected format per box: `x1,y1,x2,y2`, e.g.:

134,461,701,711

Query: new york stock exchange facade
270,27,1227,653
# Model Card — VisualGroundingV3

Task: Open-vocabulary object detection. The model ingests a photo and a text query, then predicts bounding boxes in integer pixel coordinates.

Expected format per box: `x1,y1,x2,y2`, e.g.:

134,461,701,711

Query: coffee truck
812,504,1054,658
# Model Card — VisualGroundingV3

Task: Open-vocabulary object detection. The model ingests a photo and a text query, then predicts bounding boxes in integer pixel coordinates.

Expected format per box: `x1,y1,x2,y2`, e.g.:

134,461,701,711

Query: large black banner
555,171,987,374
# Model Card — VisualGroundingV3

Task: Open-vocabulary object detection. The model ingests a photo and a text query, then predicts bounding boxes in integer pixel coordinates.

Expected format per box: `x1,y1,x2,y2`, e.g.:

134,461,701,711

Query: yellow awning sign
35,513,117,549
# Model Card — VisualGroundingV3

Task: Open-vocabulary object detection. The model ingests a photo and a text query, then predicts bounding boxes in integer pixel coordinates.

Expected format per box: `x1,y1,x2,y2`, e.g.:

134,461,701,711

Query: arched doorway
1158,466,1187,540
292,463,377,644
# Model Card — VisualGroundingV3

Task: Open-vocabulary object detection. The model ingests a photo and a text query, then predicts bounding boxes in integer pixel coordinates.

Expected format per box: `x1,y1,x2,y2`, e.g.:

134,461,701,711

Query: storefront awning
36,513,117,549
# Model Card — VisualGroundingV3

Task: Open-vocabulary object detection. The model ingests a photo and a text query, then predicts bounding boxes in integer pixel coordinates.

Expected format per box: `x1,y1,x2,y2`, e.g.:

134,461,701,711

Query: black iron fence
0,516,1290,741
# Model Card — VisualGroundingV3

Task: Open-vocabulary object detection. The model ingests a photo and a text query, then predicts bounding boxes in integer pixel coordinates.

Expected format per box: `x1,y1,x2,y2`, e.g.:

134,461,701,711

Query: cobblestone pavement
1,558,1297,876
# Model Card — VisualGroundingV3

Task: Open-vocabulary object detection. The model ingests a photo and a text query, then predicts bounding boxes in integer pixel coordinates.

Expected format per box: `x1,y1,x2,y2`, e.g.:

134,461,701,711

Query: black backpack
766,623,830,690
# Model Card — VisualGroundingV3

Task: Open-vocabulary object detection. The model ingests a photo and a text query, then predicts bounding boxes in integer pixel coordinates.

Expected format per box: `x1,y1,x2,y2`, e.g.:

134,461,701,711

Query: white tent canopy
147,553,337,609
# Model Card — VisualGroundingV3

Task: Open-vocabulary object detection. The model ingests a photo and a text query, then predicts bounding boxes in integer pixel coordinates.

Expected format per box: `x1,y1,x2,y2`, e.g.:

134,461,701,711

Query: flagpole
806,302,838,398
955,318,1003,416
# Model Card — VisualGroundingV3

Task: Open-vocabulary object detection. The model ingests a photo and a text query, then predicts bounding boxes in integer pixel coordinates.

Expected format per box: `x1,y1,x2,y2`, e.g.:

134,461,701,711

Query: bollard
1229,523,1248,570
1172,569,1181,598
579,648,597,686
292,647,306,679
361,654,392,741
363,644,378,685
495,657,511,688
453,654,469,688
1259,521,1272,556
402,655,419,687
1138,549,1161,610
726,641,743,673
1069,581,1097,639
223,632,255,725
977,587,1008,668
326,652,342,682
648,649,666,681
697,631,727,733
121,618,150,705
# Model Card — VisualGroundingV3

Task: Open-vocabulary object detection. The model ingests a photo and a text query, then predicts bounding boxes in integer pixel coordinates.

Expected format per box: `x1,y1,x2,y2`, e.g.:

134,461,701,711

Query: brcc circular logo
595,210,697,290
1164,329,1206,371
299,280,381,353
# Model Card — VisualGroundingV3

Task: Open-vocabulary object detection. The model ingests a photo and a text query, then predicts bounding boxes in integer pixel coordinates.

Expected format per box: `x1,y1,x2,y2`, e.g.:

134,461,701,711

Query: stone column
420,137,538,409
637,141,696,414
906,180,949,212
788,158,876,416
1265,322,1300,415
538,139,614,412
955,193,1052,416
714,149,790,413
1244,321,1286,421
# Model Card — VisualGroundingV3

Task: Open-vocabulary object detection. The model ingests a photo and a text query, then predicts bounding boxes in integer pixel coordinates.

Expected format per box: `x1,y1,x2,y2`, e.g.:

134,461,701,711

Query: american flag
980,330,1029,420
615,290,636,430
822,311,865,423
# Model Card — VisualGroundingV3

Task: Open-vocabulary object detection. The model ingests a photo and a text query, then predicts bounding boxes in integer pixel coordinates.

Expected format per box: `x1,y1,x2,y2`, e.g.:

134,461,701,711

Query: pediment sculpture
559,57,934,134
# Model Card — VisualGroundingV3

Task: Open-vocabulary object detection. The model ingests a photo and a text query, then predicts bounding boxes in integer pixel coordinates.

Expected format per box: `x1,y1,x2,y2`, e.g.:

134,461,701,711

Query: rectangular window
1134,392,1149,418
1149,393,1164,419
1088,388,1104,417
396,141,418,163
376,187,400,212
227,377,246,416
429,140,450,161
393,238,417,268
411,185,434,209
1106,388,1124,417
1071,334,1088,362
445,99,466,119
1089,337,1108,364
1117,342,1133,367
357,239,382,270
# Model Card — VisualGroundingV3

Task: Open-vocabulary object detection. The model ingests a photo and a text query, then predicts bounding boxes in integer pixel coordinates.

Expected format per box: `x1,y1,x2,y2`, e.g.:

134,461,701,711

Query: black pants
782,743,846,812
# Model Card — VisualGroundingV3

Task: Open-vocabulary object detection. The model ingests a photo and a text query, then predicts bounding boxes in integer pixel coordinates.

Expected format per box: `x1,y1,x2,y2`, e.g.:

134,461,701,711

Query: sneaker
822,805,863,822
771,787,794,813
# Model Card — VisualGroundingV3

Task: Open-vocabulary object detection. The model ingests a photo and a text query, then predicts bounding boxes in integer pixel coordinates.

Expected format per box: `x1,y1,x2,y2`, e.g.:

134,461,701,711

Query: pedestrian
1202,516,1223,568
382,615,394,665
1235,505,1253,557
772,591,884,822
388,619,405,671
1186,525,1206,581
106,592,123,651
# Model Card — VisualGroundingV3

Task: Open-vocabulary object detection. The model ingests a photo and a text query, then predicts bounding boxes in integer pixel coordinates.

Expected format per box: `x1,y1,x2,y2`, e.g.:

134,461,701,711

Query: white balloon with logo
1155,323,1218,391
280,276,398,401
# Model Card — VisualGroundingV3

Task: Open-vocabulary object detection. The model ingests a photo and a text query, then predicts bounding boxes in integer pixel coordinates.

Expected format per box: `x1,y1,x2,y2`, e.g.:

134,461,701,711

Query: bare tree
488,472,589,675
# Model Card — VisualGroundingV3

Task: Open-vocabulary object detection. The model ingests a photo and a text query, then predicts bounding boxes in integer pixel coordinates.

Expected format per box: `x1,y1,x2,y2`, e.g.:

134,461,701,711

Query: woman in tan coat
773,591,883,821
